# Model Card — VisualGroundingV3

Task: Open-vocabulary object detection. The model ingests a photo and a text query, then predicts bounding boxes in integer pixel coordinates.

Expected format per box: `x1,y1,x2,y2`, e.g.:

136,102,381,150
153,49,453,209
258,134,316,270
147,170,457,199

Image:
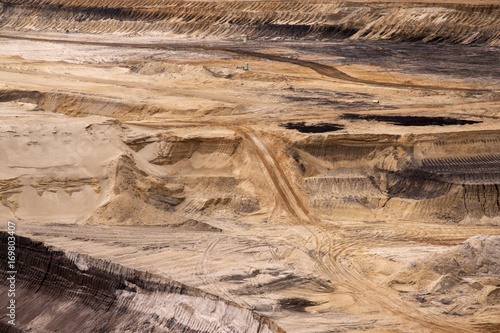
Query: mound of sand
170,219,222,232
130,62,213,80
420,235,500,277
389,235,500,316
86,155,185,225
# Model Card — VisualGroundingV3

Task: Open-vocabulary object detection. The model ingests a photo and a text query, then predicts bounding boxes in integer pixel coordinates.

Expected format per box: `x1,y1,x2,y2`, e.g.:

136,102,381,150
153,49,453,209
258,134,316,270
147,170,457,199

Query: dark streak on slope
0,232,285,333
342,114,481,126
0,34,490,93
1,0,500,45
281,122,344,133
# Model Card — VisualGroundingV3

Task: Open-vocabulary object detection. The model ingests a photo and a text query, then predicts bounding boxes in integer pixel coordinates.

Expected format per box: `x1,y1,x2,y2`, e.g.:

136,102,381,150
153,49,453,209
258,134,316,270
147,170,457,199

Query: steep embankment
0,0,499,45
289,127,500,224
0,232,284,333
0,97,265,224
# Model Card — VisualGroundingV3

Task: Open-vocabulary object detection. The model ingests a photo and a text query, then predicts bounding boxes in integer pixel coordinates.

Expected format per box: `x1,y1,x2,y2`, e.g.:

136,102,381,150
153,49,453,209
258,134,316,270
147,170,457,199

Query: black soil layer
281,122,344,133
342,114,481,126
281,40,500,83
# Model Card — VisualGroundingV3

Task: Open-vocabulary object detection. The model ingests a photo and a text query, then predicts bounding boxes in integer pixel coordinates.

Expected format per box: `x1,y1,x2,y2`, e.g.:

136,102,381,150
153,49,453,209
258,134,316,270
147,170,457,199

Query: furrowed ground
1,1,500,332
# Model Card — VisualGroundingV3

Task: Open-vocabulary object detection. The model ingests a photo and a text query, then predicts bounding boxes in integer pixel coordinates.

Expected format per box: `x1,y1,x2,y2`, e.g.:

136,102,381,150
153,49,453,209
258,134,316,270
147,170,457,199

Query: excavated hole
342,114,481,126
280,122,344,133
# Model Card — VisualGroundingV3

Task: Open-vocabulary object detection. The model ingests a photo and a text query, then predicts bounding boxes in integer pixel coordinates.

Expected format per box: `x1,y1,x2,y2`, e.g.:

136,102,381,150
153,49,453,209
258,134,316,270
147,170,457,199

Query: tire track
236,125,476,333
0,33,490,93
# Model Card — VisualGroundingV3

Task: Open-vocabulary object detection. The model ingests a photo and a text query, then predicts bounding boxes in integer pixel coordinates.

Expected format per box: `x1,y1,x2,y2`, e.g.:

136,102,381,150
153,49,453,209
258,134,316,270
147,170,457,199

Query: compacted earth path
1,1,500,332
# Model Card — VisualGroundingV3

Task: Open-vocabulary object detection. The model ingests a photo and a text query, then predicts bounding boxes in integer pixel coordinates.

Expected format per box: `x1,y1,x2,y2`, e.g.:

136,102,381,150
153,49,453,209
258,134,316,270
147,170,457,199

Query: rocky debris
389,235,500,316
420,235,500,277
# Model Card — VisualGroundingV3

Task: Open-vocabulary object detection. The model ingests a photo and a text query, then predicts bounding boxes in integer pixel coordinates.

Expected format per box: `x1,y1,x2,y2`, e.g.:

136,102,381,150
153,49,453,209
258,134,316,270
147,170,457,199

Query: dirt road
0,33,490,93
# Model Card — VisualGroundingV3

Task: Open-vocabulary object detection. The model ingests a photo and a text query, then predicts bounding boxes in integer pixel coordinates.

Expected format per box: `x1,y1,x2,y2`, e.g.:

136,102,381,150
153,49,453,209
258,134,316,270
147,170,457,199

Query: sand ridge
1,1,500,331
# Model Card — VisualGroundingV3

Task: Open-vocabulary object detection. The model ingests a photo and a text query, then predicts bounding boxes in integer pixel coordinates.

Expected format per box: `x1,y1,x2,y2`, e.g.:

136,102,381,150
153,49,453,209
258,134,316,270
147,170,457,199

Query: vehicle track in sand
2,32,499,332
195,235,254,308
236,125,477,332
0,34,490,93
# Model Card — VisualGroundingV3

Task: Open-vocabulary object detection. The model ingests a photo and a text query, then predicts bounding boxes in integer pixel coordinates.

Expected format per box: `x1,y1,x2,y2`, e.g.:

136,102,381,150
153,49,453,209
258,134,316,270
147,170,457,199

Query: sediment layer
0,232,284,333
292,130,500,224
1,0,499,45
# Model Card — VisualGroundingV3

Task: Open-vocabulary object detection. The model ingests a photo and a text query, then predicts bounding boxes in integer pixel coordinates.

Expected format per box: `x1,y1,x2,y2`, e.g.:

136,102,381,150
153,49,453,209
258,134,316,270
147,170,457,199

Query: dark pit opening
280,122,344,133
342,114,480,126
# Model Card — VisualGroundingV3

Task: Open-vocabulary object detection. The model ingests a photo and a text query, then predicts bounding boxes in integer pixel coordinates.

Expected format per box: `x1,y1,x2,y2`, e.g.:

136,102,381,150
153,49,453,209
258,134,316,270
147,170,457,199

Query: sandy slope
1,4,500,331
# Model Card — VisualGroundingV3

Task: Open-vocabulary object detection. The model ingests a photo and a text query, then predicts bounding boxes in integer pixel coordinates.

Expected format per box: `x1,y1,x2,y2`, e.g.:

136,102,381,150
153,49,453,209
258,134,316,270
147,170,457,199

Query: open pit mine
1,0,500,332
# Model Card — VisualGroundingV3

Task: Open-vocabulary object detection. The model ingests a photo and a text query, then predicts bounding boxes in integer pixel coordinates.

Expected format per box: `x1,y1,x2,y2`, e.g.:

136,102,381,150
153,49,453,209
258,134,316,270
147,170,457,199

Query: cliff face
0,232,284,333
2,90,500,226
292,130,500,224
1,0,499,45
0,3,499,330
0,95,265,225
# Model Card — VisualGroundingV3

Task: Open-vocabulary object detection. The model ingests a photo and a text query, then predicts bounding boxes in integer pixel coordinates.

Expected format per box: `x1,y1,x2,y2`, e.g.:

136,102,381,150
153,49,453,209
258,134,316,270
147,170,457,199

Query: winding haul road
0,33,490,93
2,32,499,332
237,126,476,332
